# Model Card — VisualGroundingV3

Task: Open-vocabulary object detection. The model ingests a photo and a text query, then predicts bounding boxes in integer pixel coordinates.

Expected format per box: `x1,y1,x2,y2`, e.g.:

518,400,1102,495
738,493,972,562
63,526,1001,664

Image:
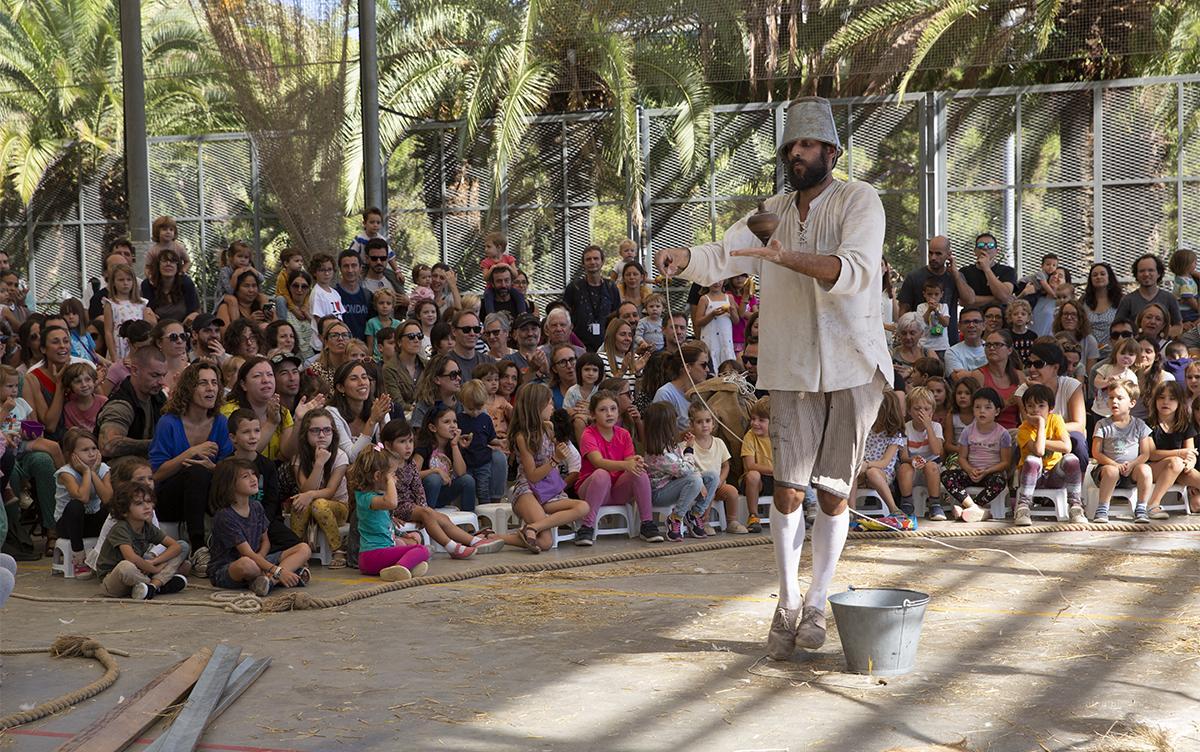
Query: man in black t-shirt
959,232,1017,308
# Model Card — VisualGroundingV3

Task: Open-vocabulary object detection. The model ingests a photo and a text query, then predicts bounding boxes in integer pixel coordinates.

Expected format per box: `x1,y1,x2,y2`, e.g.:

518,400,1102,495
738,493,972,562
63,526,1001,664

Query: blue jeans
490,449,507,501
654,470,713,518
468,462,492,506
423,472,477,512
698,469,721,514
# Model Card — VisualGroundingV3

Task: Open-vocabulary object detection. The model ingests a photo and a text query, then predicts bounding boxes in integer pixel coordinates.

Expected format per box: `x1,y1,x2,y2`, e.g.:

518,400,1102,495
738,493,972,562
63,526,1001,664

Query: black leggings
155,465,213,549
57,500,107,552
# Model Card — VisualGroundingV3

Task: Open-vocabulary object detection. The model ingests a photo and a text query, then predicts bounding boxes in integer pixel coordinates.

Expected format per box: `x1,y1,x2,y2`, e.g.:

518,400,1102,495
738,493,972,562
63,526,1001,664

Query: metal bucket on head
828,587,930,676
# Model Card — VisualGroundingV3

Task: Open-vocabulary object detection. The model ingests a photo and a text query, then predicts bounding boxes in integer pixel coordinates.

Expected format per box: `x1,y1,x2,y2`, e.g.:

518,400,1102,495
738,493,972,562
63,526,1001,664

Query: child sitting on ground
381,419,505,558
53,428,113,578
209,457,311,596
687,403,740,534
457,380,501,504
1015,384,1084,526
350,444,432,580
228,409,302,553
643,402,714,541
94,481,188,600
855,390,905,517
897,386,944,520
741,396,773,533
940,387,1013,522
1091,379,1153,524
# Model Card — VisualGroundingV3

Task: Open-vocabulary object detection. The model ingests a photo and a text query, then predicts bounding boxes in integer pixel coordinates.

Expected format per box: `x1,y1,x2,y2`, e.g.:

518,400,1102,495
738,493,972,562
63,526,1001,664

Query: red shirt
576,424,634,492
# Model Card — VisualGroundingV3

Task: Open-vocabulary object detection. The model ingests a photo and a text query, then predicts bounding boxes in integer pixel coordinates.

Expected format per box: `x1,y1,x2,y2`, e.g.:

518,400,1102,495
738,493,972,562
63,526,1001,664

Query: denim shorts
209,551,282,589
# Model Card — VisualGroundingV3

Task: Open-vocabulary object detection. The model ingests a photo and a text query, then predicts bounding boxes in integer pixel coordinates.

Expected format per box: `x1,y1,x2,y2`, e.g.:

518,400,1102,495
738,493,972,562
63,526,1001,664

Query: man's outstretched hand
657,247,690,277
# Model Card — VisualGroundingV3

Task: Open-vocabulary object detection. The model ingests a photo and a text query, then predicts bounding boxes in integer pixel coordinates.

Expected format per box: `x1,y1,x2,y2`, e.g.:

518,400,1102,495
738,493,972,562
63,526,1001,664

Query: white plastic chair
51,537,98,578
312,524,352,566
1083,468,1138,518
965,486,1009,520
1028,488,1069,521
594,505,636,538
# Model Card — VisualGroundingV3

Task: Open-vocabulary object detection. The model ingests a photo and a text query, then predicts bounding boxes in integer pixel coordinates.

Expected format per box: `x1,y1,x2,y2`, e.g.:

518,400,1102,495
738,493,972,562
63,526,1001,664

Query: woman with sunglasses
141,249,200,325
383,319,425,416
408,353,462,430
481,313,512,361
152,319,190,396
275,269,315,361
1014,340,1089,470
548,344,579,410
1083,262,1124,356
307,320,352,393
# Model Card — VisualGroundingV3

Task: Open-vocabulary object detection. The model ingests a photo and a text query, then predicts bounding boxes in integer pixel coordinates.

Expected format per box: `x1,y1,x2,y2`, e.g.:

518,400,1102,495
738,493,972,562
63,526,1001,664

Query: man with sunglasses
481,264,529,320
447,310,488,380
945,307,988,381
740,341,767,398
958,232,1017,307
360,237,408,308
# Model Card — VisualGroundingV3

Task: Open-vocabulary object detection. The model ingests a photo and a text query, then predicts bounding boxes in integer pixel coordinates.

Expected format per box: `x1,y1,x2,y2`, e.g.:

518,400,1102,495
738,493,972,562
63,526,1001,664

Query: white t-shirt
904,420,944,461
916,302,950,351
308,285,346,351
691,436,731,475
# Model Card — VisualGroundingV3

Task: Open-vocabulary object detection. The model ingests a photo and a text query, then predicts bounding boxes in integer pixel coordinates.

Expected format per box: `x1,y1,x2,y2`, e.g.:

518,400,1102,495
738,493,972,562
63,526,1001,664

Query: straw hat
777,96,842,162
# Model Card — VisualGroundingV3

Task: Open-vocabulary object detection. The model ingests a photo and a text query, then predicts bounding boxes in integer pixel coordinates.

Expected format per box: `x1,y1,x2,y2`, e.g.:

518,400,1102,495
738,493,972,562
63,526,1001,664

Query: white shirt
308,285,345,351
684,180,892,392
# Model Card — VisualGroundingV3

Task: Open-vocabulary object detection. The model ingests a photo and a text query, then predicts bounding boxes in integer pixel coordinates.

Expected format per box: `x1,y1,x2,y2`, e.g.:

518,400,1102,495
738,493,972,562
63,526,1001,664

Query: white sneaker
1014,506,1033,527
1068,505,1088,524
766,607,799,661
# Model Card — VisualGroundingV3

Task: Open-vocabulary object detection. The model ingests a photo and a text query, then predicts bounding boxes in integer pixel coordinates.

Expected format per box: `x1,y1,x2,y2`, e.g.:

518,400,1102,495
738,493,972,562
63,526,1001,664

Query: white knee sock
804,509,849,611
770,504,806,611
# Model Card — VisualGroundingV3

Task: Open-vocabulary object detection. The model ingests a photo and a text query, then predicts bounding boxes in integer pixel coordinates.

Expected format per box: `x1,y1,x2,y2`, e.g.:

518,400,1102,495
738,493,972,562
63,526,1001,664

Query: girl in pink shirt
574,390,662,546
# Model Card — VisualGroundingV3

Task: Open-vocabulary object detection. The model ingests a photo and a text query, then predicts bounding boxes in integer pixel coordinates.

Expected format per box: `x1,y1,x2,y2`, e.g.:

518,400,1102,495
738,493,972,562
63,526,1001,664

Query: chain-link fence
2,73,1197,305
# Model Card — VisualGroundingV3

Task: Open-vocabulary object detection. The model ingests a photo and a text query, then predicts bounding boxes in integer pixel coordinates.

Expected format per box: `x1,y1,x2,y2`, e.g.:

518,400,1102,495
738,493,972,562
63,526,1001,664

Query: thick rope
10,523,1200,615
0,635,125,729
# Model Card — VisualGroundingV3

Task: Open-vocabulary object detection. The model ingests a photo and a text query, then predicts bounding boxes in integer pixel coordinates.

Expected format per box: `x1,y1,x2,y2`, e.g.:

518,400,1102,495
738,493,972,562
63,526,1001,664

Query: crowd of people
0,204,1195,605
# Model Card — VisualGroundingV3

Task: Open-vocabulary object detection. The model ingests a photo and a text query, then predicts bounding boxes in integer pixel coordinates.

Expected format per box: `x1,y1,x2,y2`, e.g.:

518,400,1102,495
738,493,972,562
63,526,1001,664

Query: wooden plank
153,644,241,752
142,656,270,752
58,646,212,752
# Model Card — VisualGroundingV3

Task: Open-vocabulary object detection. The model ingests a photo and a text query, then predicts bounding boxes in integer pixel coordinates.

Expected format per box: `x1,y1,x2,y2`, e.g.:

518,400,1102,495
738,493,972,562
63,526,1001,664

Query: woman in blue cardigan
150,361,233,551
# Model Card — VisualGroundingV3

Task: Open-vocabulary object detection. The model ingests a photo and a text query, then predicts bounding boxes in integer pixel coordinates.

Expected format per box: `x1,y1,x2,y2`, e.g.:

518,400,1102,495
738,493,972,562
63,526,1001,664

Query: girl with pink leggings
351,444,433,581
573,390,664,546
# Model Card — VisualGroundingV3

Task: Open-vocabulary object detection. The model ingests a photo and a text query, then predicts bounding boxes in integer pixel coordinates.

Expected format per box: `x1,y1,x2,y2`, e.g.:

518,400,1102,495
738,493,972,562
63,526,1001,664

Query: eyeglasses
400,332,422,341
307,427,333,436
327,331,350,341
441,370,463,380
165,332,189,343
555,357,577,367
484,329,504,337
960,318,983,326
1110,330,1134,339
983,341,1007,348
1026,358,1047,369
976,241,997,250
457,326,482,334
742,356,758,365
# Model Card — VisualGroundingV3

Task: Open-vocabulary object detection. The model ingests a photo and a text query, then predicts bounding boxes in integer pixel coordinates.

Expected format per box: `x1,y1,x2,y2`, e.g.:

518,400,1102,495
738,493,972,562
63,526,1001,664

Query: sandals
521,524,542,554
1148,507,1170,520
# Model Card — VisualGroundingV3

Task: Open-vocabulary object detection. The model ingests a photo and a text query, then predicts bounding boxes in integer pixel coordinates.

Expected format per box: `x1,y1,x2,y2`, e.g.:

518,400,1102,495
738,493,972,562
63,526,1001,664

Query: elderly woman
1135,303,1169,343
891,312,935,391
481,312,513,360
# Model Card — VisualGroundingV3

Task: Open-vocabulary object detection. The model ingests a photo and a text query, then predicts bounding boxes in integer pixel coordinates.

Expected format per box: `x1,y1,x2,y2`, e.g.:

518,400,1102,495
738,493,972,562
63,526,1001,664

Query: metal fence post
1093,85,1104,263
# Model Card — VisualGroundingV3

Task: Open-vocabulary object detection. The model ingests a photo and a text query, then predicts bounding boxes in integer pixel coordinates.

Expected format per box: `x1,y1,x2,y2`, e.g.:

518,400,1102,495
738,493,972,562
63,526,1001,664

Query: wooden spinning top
746,201,779,245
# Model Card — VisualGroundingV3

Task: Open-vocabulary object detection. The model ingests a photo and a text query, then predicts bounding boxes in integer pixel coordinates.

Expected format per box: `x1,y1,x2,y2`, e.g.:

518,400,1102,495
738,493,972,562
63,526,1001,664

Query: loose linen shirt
683,180,893,393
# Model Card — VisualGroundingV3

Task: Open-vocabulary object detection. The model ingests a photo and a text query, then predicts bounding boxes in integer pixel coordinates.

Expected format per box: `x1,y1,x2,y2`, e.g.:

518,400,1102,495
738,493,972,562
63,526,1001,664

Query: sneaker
794,606,828,650
685,512,708,538
746,516,763,534
639,521,665,543
73,560,95,580
1149,507,1170,520
766,607,799,661
1014,505,1033,527
250,575,272,597
411,561,429,578
928,504,947,522
574,526,596,546
1134,509,1151,524
899,502,915,517
1093,507,1110,524
665,515,684,542
1068,505,1088,525
379,565,413,581
704,524,717,536
131,581,153,600
191,547,210,579
157,574,187,595
472,537,506,555
448,544,477,559
726,520,749,535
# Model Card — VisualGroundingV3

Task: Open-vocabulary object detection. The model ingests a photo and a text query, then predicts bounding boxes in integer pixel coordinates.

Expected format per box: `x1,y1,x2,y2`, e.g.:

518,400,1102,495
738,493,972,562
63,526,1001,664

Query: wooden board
152,644,241,752
57,647,212,752
142,656,271,752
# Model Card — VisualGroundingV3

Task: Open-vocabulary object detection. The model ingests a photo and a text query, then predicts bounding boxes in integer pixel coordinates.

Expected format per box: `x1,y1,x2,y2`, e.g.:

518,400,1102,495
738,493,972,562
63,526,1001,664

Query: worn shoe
746,516,763,534
329,550,348,568
250,575,272,597
472,537,506,555
574,526,596,546
928,505,947,522
1093,507,1110,524
191,547,210,579
766,607,799,661
410,561,429,578
666,515,684,542
131,581,153,601
1149,507,1170,520
1014,505,1033,527
1134,509,1151,524
794,606,828,650
1068,505,1088,525
72,559,95,580
157,574,187,595
639,521,665,543
726,520,749,535
448,544,477,559
379,565,413,581
685,512,709,538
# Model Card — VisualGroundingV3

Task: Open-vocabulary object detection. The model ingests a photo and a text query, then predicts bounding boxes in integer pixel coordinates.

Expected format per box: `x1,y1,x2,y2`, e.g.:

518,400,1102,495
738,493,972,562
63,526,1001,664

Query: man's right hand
657,248,690,277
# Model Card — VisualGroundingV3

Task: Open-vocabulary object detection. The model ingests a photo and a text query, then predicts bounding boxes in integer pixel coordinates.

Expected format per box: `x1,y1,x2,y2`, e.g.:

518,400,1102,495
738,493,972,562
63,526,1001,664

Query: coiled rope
0,635,126,729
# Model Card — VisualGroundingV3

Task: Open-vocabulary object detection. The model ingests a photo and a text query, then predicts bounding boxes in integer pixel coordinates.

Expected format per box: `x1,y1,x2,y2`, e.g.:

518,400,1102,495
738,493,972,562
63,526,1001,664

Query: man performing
658,97,893,660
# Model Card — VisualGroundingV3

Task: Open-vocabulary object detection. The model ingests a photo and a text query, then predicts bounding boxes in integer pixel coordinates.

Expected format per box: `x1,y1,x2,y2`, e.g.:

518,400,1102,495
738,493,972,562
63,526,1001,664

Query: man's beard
786,155,830,192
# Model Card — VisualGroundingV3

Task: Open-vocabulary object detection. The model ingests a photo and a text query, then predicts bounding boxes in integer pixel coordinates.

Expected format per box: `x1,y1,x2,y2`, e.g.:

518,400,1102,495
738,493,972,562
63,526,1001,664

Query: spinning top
746,201,779,245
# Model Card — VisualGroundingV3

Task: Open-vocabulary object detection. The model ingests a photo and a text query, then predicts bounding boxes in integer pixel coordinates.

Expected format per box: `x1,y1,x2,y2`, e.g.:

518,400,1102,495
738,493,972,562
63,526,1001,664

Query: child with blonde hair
1091,379,1153,524
365,288,398,360
687,403,741,534
856,390,905,516
741,396,773,533
897,386,944,519
1093,338,1139,420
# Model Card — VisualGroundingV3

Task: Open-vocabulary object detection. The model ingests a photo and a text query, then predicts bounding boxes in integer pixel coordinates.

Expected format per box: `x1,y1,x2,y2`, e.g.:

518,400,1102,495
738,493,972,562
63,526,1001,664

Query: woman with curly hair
149,361,233,551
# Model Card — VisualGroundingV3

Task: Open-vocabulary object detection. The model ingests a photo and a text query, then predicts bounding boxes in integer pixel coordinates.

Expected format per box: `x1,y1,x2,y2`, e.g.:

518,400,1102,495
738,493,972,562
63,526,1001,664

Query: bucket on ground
827,587,930,676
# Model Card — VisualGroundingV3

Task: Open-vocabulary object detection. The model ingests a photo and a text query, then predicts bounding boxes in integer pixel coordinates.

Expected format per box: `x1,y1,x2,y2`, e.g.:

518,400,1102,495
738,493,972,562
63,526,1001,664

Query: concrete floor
2,525,1200,751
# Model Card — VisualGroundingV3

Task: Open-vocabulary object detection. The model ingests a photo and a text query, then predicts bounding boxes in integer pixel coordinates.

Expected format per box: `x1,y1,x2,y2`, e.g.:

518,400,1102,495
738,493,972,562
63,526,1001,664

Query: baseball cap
268,351,302,369
191,313,224,331
513,313,541,330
